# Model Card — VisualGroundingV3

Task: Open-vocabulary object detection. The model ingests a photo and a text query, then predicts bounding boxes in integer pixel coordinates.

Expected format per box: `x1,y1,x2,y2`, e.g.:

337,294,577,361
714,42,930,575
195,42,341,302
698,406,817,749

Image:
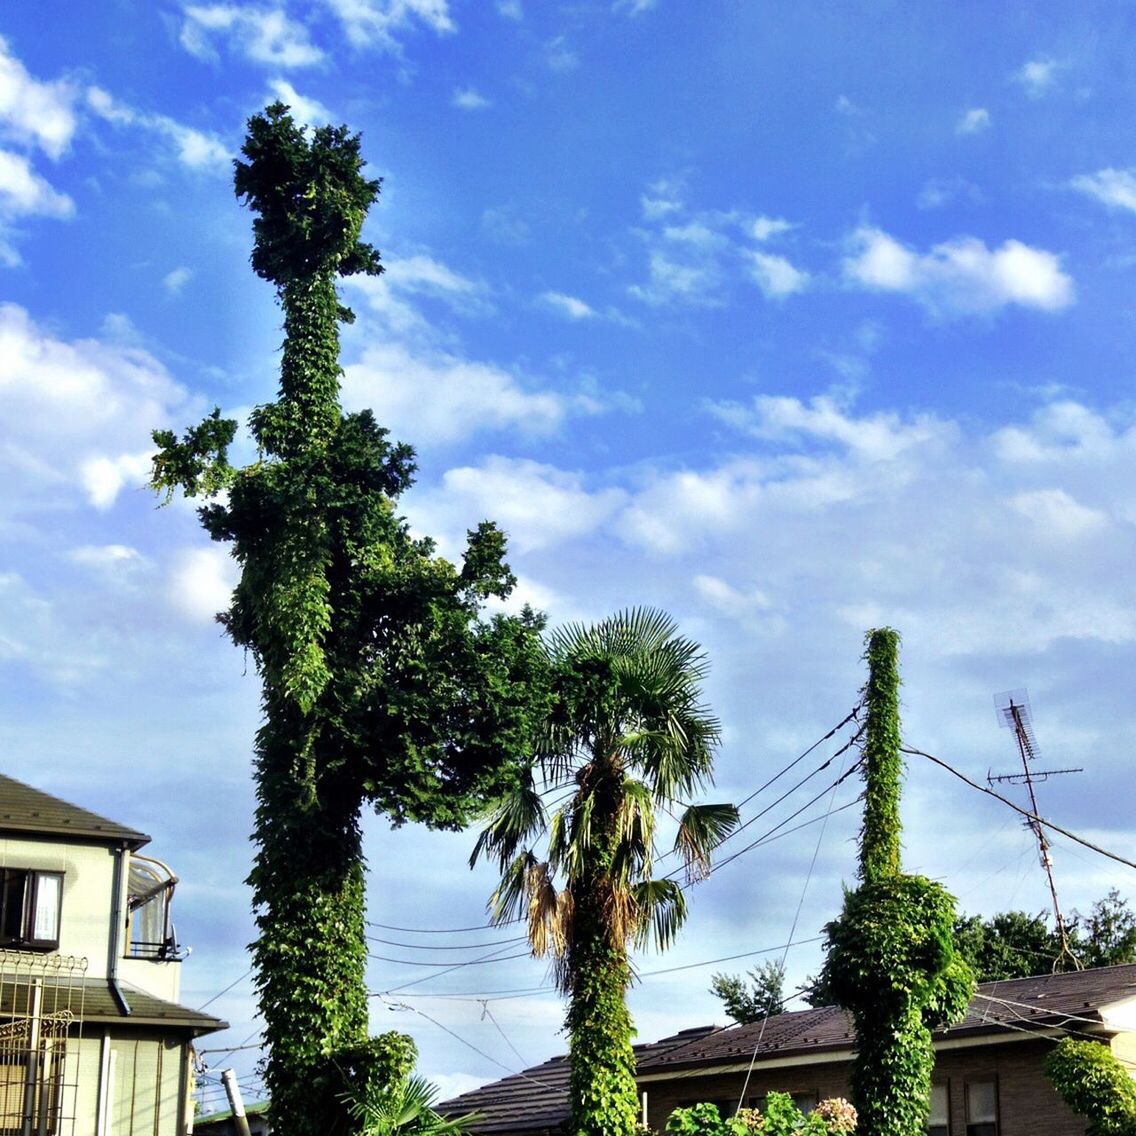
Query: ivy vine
819,629,974,1136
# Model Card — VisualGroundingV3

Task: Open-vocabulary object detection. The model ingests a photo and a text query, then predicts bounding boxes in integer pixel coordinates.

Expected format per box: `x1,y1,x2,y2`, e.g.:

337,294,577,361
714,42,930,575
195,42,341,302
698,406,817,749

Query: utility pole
991,690,1081,967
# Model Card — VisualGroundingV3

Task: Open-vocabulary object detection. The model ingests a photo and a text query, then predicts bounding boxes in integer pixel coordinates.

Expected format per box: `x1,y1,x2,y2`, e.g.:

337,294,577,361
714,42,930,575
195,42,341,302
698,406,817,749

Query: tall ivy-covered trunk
565,875,639,1136
820,630,975,1136
564,764,639,1136
251,702,369,1135
154,104,546,1136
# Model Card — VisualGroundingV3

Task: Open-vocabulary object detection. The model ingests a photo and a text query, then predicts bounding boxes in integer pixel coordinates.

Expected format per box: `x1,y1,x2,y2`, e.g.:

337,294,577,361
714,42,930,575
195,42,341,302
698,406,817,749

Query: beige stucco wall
63,1031,190,1136
0,833,182,1003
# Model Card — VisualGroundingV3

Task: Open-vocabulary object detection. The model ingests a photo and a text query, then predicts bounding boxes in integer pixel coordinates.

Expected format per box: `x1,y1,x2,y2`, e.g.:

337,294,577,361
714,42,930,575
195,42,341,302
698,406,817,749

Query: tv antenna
990,689,1082,969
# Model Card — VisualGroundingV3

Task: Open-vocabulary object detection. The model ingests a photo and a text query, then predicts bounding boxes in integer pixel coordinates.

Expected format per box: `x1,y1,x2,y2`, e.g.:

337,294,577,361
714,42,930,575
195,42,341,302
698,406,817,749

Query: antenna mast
991,689,1082,969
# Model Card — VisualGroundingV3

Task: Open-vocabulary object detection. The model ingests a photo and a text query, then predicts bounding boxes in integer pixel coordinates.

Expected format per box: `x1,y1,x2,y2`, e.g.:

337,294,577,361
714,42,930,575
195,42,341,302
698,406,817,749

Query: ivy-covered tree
471,609,739,1136
152,104,546,1136
709,960,786,1024
819,629,974,1136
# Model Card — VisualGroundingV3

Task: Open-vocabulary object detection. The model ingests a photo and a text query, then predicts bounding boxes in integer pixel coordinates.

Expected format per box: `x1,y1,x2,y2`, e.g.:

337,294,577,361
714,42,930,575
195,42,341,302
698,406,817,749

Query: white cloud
748,251,809,298
341,341,598,445
496,0,522,17
0,149,73,219
1070,168,1136,214
0,303,192,513
956,107,991,135
66,544,149,577
0,37,77,159
452,87,490,110
1015,57,1060,98
640,177,684,221
546,37,578,73
87,87,230,173
541,291,597,320
917,177,982,211
325,0,455,51
168,546,238,622
1006,488,1107,539
416,457,627,553
163,266,193,295
751,215,794,242
345,253,485,335
266,79,332,127
629,249,719,306
843,226,1074,316
614,0,657,12
181,4,323,67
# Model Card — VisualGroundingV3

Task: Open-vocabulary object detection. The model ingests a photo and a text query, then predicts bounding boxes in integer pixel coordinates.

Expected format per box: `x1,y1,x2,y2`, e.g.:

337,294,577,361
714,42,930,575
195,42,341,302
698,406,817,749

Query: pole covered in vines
152,104,546,1136
820,629,974,1136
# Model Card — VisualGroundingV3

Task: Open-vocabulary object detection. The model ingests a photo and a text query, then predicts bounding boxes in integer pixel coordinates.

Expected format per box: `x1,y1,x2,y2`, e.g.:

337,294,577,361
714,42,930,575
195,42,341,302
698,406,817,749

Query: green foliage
952,909,1064,981
1045,1038,1136,1136
665,1095,856,1136
709,960,785,1024
1074,890,1136,969
473,609,739,1136
858,628,902,884
153,104,547,1136
820,629,974,1136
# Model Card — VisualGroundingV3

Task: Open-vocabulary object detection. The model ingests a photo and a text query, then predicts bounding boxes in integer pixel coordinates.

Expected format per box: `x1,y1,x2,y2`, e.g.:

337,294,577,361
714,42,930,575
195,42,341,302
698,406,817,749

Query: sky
2,0,1136,1115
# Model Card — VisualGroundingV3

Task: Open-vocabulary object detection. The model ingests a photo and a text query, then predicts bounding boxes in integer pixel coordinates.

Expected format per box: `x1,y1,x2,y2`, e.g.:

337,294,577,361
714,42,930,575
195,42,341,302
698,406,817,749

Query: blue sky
2,0,1136,1112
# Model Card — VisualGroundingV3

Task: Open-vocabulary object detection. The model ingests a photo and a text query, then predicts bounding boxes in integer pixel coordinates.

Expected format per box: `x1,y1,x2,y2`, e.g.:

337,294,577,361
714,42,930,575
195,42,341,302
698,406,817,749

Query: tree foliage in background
709,960,786,1024
472,609,740,1136
819,629,974,1136
152,104,547,1136
1045,1038,1136,1136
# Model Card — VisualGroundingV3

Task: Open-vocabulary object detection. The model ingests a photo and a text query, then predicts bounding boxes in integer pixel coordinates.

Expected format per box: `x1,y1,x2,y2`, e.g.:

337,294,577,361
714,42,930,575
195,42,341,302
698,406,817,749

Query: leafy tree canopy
709,960,786,1025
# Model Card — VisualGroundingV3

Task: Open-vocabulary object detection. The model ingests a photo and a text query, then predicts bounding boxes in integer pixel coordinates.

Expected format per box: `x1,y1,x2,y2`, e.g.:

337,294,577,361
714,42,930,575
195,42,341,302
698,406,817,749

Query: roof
0,772,149,848
639,963,1136,1074
441,964,1136,1133
0,974,227,1036
439,1027,721,1135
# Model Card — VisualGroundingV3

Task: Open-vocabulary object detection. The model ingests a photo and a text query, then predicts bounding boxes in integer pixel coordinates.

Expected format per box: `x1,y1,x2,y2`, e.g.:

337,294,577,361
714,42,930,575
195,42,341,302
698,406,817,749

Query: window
126,856,182,960
0,871,62,951
966,1078,998,1136
927,1082,949,1136
0,1041,64,1136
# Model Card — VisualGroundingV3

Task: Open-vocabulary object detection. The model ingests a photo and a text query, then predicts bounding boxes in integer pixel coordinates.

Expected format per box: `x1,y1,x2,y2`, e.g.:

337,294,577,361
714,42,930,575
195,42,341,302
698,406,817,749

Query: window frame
0,870,63,952
965,1076,999,1136
927,1080,949,1136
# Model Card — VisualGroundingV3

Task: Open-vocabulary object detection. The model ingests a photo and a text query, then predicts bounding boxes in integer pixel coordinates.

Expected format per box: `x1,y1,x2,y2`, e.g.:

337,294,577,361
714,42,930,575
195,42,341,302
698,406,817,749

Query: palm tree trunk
565,873,639,1136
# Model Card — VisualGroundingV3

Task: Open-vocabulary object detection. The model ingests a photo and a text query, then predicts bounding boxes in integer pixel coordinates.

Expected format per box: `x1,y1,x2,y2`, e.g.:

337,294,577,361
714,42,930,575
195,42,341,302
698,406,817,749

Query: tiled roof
441,964,1136,1133
0,772,149,847
0,974,227,1036
639,963,1136,1073
439,1027,721,1134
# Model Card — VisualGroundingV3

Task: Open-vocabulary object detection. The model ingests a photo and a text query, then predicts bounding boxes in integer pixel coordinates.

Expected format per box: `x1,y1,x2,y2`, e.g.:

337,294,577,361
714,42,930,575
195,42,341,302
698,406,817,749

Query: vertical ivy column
820,630,974,1136
152,105,546,1136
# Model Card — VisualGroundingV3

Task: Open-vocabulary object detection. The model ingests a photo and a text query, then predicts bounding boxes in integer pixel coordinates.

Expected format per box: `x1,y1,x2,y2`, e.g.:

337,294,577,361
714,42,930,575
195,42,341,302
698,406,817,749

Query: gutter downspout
107,845,131,1016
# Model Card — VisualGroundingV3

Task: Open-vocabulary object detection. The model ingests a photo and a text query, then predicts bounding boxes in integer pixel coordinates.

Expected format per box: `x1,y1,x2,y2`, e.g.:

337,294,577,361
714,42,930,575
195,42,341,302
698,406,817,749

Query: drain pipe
107,845,131,1016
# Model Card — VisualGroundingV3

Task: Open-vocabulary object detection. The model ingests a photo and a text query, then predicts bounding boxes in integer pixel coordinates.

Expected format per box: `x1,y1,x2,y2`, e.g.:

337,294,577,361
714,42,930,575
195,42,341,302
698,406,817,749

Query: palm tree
471,608,739,1136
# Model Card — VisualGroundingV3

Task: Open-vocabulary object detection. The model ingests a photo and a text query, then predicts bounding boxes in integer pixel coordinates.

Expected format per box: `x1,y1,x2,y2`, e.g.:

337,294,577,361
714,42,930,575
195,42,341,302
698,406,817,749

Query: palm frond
526,861,565,958
631,878,688,952
673,802,741,882
469,776,546,873
487,851,538,925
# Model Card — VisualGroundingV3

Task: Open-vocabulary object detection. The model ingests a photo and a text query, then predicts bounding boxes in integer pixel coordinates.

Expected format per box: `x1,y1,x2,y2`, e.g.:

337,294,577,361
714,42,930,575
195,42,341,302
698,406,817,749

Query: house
0,771,226,1135
440,964,1136,1136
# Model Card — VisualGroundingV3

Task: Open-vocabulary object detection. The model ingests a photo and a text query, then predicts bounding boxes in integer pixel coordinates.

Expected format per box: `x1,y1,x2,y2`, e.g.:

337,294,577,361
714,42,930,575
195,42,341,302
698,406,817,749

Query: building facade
0,772,225,1135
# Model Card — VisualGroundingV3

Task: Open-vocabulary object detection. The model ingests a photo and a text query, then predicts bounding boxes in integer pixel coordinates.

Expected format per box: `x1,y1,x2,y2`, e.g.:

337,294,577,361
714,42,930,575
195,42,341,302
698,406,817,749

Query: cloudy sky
3,0,1136,1113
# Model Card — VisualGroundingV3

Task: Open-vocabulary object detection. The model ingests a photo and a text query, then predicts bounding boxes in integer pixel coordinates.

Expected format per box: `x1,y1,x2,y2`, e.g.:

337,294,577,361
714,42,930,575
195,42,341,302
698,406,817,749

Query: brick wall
641,1038,1087,1136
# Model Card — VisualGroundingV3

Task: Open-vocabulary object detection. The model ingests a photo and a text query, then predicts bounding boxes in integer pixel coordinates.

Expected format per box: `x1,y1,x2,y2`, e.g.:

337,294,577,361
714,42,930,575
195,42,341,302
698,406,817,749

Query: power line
197,968,253,1011
904,745,1136,872
367,933,529,951
733,706,862,813
708,760,864,878
367,919,521,934
368,948,535,968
